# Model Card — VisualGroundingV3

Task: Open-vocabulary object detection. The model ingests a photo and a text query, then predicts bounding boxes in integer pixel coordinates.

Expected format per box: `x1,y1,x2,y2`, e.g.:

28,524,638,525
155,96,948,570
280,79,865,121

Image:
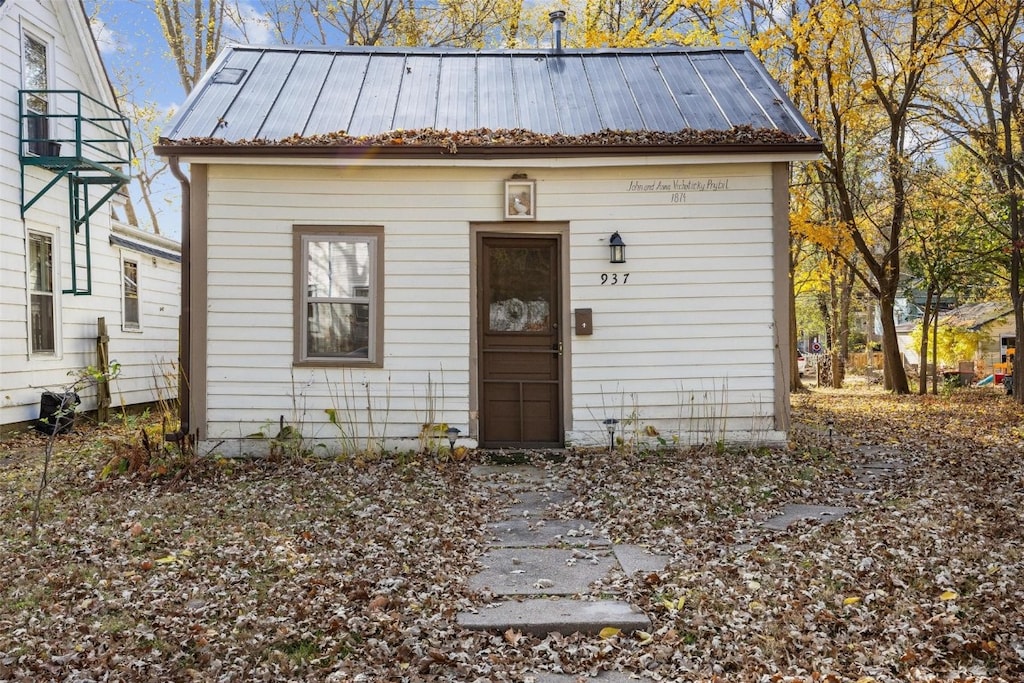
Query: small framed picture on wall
505,180,536,220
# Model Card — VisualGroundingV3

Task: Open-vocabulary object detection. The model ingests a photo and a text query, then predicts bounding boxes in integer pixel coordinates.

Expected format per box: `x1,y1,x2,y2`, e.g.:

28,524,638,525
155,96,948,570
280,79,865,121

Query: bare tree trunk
790,268,803,392
124,192,139,227
838,264,855,363
932,301,940,395
879,291,910,393
918,289,932,395
135,167,165,235
1007,95,1024,404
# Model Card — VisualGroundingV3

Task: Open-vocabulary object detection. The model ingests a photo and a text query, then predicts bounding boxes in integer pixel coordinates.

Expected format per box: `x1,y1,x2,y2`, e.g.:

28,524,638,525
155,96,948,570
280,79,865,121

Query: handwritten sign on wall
627,178,731,203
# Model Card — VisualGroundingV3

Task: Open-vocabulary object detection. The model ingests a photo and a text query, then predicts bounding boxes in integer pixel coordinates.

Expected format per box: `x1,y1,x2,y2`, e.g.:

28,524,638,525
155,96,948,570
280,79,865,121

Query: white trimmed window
294,226,383,366
28,232,56,354
22,31,51,155
123,259,140,330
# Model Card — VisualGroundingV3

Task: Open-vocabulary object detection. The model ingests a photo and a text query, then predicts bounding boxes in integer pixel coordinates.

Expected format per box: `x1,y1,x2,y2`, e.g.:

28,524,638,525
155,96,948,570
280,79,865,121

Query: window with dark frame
297,229,382,365
29,233,55,354
123,260,140,329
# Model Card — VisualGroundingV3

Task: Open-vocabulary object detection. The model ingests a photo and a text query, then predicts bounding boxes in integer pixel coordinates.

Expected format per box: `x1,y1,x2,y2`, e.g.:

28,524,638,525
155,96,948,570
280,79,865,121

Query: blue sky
86,1,182,108
79,0,558,240
84,0,284,241
84,0,188,240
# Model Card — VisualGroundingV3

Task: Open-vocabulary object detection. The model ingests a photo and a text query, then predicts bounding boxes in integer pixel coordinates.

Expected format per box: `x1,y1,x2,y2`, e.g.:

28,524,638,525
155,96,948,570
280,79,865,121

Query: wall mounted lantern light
608,232,626,264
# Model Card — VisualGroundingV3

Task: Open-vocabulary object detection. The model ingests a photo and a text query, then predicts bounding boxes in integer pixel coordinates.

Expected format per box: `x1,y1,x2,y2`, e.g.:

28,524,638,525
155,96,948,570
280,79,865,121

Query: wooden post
97,316,111,422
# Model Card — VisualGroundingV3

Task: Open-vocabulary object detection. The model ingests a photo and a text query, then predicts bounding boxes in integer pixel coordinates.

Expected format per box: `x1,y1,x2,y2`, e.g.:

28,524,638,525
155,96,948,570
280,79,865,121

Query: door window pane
487,246,552,332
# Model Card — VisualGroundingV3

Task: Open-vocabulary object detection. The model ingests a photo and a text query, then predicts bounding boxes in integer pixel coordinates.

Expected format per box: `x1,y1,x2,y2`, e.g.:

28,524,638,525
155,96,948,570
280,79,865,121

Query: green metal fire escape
19,89,131,295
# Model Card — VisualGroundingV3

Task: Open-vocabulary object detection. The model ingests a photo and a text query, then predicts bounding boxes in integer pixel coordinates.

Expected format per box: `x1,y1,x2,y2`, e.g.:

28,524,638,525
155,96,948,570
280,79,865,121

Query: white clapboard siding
549,163,778,446
1,0,181,428
193,159,782,452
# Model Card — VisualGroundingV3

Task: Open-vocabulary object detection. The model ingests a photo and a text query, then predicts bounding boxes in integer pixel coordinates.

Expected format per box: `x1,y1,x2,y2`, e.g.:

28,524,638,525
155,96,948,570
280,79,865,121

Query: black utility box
35,391,80,435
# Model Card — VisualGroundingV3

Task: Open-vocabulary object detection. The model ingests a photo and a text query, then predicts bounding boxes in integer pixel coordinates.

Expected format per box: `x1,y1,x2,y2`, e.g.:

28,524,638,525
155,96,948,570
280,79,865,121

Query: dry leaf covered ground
1,386,1022,682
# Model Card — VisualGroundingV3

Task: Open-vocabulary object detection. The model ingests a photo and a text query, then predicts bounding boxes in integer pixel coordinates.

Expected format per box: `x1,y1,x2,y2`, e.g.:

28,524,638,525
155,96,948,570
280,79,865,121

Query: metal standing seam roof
162,45,819,147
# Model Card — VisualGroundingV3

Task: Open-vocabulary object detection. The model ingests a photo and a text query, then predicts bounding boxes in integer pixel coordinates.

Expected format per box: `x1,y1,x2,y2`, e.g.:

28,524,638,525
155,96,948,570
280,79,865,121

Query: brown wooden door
479,235,562,447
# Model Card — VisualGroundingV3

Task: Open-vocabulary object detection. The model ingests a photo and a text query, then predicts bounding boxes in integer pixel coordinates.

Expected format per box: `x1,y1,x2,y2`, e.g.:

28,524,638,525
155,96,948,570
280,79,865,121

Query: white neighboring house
898,302,1015,372
156,43,821,455
1,0,181,432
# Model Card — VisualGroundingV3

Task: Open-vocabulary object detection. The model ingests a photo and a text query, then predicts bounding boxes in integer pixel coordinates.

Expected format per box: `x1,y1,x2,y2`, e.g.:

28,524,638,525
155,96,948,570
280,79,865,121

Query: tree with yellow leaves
580,0,743,47
154,0,226,94
753,0,965,394
754,0,881,389
919,0,1023,401
904,155,1003,393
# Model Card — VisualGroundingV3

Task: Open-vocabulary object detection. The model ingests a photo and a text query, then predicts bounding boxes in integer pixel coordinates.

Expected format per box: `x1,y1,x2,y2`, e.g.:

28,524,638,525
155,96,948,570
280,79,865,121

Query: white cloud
224,2,275,45
90,16,123,55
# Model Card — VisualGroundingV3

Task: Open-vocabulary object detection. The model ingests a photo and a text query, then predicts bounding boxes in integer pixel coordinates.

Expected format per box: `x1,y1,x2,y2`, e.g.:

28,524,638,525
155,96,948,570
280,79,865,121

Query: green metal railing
19,89,131,295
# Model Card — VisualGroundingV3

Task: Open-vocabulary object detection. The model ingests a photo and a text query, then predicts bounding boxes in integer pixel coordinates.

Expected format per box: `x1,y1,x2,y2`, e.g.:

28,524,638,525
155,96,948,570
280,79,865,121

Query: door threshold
479,449,568,465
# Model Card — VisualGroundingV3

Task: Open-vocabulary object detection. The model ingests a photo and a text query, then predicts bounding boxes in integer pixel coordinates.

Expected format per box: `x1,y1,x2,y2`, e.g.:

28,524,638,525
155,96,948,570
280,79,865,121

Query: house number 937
600,273,630,285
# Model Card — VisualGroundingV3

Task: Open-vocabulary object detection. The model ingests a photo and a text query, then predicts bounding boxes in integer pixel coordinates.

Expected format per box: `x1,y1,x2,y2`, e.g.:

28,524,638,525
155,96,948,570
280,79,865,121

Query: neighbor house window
29,232,55,354
23,32,51,155
123,259,140,329
294,226,384,366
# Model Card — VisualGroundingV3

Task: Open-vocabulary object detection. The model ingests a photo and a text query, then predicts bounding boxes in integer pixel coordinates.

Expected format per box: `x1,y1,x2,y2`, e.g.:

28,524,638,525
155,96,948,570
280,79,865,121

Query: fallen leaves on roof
166,124,817,151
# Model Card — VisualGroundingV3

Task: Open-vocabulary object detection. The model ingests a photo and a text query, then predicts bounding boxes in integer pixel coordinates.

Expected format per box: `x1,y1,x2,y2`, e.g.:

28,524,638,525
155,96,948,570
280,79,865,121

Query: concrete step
612,544,672,576
524,673,637,683
457,598,650,636
470,547,617,596
485,518,610,548
470,464,553,486
505,490,573,518
762,503,854,531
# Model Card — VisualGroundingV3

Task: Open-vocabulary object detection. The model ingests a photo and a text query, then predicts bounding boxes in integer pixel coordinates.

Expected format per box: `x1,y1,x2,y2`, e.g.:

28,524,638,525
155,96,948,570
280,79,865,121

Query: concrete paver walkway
469,546,618,596
458,444,906,678
459,461,658,638
458,599,650,637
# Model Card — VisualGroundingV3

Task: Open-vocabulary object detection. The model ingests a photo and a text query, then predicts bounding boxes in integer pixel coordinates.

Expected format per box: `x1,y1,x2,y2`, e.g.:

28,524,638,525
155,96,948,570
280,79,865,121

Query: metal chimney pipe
549,10,566,52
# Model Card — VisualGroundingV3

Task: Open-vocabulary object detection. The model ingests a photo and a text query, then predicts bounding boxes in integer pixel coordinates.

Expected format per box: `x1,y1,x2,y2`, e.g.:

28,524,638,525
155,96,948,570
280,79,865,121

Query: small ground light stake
446,426,461,453
826,417,834,446
602,418,619,452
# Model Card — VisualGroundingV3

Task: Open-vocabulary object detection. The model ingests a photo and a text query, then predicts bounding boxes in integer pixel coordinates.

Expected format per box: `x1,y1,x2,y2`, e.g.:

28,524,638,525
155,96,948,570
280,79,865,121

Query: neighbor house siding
193,159,780,453
106,228,182,410
0,2,67,374
0,0,181,429
0,203,181,425
0,0,94,425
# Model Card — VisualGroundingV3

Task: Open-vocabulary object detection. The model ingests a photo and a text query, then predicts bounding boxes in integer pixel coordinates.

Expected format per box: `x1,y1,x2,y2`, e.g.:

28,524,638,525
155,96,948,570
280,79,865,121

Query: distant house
939,302,1015,370
156,42,820,455
1,0,181,431
898,302,1015,372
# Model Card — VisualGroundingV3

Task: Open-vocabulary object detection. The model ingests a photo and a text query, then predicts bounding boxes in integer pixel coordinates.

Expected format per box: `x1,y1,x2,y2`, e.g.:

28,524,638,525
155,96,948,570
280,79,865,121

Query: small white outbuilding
156,43,820,455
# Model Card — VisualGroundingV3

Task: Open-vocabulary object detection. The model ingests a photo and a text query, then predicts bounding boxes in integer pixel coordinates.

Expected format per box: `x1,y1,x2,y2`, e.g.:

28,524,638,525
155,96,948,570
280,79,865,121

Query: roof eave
154,141,824,159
